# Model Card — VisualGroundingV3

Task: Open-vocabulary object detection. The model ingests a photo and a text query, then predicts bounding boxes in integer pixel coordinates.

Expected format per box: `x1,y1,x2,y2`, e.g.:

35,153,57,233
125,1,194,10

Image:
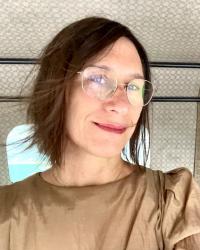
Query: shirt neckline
36,165,139,190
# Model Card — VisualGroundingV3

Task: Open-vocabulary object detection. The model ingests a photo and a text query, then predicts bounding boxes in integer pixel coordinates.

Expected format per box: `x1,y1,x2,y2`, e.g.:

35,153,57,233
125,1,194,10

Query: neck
41,146,134,187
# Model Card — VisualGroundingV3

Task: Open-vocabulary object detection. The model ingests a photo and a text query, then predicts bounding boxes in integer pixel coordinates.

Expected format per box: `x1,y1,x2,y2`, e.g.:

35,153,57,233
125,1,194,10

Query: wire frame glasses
77,66,154,107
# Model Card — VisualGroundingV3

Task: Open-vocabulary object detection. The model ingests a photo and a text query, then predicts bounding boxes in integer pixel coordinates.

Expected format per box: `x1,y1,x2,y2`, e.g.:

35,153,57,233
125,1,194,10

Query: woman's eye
89,75,107,84
127,83,140,91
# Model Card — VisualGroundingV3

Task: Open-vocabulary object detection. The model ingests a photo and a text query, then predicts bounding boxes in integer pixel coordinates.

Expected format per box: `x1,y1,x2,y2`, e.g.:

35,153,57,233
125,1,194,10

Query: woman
1,16,200,250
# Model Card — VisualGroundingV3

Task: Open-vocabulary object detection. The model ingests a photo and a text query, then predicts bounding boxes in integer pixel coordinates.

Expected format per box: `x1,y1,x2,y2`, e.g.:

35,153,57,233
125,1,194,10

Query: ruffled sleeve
161,167,200,250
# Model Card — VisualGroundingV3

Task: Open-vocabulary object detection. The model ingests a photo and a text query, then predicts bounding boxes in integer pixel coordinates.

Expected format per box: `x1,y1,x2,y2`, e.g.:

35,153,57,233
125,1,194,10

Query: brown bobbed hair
14,16,151,168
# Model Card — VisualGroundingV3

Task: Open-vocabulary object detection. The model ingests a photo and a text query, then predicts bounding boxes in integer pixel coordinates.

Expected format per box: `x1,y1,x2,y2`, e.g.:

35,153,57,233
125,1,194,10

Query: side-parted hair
18,16,151,168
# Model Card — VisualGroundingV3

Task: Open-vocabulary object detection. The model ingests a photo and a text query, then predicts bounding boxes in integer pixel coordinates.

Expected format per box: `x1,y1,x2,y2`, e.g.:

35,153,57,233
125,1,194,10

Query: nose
103,84,130,114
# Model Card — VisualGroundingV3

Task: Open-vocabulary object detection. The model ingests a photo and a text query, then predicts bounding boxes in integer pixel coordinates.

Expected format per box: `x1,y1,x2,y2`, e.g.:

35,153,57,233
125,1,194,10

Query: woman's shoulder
152,166,200,199
144,166,199,193
0,173,40,248
0,172,39,189
145,166,200,213
150,167,200,248
0,173,39,207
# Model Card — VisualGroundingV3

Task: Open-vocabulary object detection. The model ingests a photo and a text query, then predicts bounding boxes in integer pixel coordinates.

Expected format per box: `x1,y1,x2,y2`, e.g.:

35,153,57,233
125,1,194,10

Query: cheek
130,106,143,124
65,90,96,137
126,107,142,136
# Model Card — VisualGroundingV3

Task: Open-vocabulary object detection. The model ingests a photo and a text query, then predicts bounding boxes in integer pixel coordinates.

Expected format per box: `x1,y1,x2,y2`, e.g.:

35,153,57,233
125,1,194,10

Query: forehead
84,36,143,78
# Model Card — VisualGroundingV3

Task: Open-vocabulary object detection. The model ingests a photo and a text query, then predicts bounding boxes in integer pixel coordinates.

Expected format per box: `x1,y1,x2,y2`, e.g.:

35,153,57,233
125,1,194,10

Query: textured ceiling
0,0,200,62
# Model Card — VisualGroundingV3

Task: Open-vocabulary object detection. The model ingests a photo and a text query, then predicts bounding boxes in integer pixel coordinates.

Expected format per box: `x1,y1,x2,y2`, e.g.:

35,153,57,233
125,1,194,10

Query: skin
41,36,144,187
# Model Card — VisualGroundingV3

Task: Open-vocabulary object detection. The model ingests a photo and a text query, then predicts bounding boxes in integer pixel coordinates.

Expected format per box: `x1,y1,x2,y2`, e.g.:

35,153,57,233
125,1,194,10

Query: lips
93,122,127,134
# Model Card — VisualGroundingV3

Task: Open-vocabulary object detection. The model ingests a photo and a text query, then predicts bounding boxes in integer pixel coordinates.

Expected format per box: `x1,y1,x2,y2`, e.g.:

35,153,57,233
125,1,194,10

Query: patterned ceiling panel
150,102,197,173
0,0,200,62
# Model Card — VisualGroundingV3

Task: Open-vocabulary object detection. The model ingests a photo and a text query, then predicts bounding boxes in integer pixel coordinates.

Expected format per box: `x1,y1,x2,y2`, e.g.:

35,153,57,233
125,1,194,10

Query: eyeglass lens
82,67,153,106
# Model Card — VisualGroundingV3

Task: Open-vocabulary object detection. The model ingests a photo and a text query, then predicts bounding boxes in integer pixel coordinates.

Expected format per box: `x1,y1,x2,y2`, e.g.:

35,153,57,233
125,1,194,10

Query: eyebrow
86,64,144,79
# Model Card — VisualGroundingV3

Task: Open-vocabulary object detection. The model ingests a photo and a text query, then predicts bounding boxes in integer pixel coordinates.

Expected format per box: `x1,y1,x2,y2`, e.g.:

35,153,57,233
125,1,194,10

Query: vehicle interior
0,0,199,186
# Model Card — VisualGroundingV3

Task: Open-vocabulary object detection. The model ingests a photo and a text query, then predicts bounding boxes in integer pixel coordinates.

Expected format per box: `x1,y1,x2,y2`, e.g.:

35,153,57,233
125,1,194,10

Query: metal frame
1,58,200,68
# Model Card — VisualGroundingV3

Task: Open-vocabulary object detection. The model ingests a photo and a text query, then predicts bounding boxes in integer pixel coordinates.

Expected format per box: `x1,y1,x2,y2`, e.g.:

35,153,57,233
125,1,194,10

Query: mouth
93,122,127,134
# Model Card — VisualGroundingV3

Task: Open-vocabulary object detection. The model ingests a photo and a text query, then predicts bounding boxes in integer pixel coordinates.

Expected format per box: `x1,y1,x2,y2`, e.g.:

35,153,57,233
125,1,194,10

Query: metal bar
150,62,200,68
0,97,29,102
152,97,200,102
0,58,37,64
0,58,200,68
0,96,200,102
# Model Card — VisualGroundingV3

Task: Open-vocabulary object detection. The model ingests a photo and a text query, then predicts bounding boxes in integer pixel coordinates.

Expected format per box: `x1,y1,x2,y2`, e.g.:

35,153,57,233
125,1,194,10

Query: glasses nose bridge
112,79,129,102
114,78,128,94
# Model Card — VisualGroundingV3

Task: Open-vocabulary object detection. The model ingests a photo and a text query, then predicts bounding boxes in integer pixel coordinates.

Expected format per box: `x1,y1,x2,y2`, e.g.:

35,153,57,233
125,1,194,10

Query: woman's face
65,36,144,158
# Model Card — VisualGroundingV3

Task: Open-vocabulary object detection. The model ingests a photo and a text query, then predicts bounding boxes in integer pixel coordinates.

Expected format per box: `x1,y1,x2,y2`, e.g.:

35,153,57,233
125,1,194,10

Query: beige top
0,165,200,250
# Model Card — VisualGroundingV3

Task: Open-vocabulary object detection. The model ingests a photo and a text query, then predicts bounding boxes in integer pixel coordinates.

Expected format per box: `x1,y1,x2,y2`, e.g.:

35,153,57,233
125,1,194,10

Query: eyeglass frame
76,66,155,107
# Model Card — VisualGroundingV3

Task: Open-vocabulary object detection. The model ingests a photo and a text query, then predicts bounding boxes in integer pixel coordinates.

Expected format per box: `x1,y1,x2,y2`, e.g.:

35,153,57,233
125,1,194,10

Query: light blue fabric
6,124,51,183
